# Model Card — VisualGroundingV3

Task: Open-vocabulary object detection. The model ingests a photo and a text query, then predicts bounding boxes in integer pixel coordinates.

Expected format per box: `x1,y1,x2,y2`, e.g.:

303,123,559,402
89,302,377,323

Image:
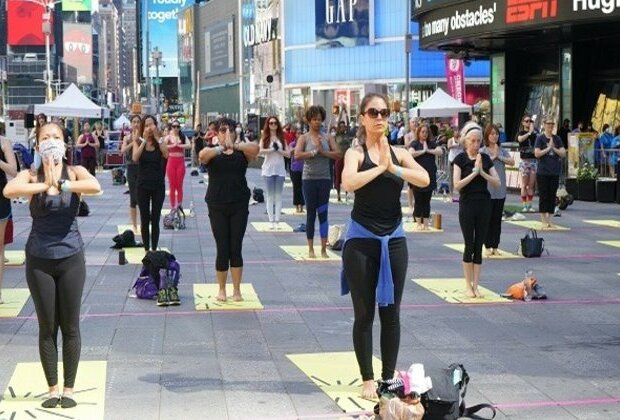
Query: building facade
98,0,121,103
121,0,137,106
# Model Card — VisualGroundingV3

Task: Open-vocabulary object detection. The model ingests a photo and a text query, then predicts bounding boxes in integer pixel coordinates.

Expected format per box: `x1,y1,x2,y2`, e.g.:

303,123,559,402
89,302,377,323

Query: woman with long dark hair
76,122,98,176
120,114,142,232
165,121,190,211
516,115,538,212
453,122,500,298
294,106,341,258
341,93,428,399
200,118,259,302
4,122,100,408
481,124,514,256
260,116,289,229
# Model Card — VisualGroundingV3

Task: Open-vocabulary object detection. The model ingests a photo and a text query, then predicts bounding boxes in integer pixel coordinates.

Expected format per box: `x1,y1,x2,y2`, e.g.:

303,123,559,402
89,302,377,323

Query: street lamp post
42,4,53,102
151,47,162,114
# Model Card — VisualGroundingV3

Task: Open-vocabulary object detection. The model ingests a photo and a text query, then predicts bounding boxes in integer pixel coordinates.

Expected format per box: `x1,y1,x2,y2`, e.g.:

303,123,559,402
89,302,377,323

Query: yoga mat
403,223,443,233
193,283,263,311
116,225,140,235
82,190,104,197
329,198,352,205
413,278,511,304
443,243,522,259
281,208,306,216
0,289,30,318
583,219,620,229
5,250,26,266
0,361,107,420
599,241,620,249
505,220,570,231
123,247,171,264
251,222,294,232
280,245,341,261
287,352,381,413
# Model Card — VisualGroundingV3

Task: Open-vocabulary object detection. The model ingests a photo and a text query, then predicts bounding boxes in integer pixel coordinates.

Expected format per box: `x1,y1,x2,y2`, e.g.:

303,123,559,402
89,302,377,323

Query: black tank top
137,146,165,190
351,144,403,236
205,150,250,205
27,165,83,259
0,146,8,188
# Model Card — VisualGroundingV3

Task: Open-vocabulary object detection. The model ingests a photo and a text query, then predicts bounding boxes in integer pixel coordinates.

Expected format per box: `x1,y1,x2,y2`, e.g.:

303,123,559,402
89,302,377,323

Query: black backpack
421,364,496,420
252,187,264,203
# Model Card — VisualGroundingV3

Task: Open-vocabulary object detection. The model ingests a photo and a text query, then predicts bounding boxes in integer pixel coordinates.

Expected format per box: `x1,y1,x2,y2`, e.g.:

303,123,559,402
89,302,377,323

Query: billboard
142,0,181,78
315,0,374,48
204,20,234,77
61,0,92,12
7,0,54,46
63,23,93,85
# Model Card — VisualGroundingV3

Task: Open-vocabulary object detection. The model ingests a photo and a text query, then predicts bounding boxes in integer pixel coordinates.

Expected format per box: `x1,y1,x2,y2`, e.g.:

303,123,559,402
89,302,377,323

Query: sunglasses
524,119,532,123
269,121,278,126
363,108,390,119
172,125,180,128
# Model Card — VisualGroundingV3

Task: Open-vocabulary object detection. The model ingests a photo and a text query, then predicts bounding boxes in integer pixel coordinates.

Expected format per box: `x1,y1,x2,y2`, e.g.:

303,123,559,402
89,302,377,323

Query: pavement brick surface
0,166,619,419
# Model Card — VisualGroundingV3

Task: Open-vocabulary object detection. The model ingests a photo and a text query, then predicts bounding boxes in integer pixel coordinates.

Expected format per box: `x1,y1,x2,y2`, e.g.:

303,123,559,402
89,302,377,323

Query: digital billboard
142,0,181,78
204,20,234,77
315,0,374,48
63,23,93,85
7,0,54,46
61,0,92,12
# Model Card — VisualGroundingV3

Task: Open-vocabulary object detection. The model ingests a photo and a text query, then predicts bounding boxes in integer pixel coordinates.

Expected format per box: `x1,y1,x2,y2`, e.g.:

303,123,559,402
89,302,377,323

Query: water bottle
189,200,195,218
118,250,127,265
524,269,533,301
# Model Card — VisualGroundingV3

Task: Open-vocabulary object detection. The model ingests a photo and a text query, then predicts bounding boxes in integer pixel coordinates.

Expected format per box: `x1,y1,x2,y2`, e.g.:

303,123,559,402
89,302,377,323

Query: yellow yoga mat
505,220,570,231
193,283,263,311
599,240,620,249
123,247,170,264
280,245,341,261
251,222,294,232
0,289,30,318
117,225,140,235
82,190,104,197
413,278,511,304
5,250,26,266
0,361,106,420
283,182,293,188
329,198,352,205
281,208,306,216
403,223,443,233
443,243,522,259
287,352,381,413
583,219,620,229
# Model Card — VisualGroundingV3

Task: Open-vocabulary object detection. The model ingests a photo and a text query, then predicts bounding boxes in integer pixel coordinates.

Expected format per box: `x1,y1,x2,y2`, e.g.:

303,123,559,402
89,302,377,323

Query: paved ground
0,166,619,420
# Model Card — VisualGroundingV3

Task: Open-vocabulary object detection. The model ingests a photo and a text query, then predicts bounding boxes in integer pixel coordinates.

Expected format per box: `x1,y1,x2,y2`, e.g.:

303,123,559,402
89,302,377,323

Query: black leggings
485,198,505,249
290,171,305,206
459,198,492,264
208,201,249,271
537,174,559,214
26,251,86,388
81,157,97,177
302,179,331,240
343,237,408,381
126,165,139,208
137,187,165,251
413,190,432,219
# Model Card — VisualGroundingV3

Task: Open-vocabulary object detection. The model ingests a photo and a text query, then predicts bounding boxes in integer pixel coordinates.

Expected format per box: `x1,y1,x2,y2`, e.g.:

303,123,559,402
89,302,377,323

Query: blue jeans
263,175,285,222
302,179,331,240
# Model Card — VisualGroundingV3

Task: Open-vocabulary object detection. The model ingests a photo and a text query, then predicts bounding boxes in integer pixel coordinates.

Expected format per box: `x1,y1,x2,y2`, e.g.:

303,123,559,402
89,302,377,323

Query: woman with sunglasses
294,106,341,258
408,123,443,230
516,115,539,212
133,115,169,254
535,117,565,229
341,94,428,399
453,122,500,298
120,115,143,232
200,118,259,302
260,117,289,229
4,122,101,408
165,121,190,211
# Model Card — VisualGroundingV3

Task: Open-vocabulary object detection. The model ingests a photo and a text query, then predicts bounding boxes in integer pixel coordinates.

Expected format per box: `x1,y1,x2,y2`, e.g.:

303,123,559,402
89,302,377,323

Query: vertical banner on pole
445,56,465,103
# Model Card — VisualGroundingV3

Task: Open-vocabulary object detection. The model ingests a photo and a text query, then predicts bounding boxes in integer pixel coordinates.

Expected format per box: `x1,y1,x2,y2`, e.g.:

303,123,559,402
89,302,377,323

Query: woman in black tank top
3,122,100,409
341,94,429,400
0,135,18,304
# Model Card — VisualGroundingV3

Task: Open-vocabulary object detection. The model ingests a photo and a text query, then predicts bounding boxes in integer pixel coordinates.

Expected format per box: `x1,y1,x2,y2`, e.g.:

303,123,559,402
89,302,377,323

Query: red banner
8,0,53,46
445,56,465,103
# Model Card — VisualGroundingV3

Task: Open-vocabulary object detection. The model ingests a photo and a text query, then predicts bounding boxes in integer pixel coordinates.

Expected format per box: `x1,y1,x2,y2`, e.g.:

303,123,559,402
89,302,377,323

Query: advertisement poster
7,0,53,46
62,0,91,12
204,20,234,77
63,23,93,85
445,56,465,103
567,132,596,178
142,0,180,78
316,0,373,48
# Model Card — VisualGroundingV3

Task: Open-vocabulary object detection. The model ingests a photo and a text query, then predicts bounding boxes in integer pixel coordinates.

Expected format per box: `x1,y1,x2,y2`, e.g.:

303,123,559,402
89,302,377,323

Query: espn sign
506,0,557,23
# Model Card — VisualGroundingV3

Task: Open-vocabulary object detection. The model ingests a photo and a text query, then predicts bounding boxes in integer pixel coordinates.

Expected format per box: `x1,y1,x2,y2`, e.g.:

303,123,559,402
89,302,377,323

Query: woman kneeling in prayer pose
3,122,101,409
341,93,429,400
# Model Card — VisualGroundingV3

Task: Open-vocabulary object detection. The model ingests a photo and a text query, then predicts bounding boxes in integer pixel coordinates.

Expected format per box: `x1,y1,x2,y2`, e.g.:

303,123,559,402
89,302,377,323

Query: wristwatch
58,179,67,192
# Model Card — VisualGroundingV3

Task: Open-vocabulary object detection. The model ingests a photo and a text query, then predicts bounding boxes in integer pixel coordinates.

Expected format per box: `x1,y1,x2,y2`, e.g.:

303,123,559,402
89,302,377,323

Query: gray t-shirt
481,146,510,199
302,134,331,180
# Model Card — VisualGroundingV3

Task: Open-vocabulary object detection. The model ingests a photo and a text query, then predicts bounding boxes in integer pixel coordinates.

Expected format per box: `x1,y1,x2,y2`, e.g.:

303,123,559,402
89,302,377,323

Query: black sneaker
157,289,169,306
168,287,180,306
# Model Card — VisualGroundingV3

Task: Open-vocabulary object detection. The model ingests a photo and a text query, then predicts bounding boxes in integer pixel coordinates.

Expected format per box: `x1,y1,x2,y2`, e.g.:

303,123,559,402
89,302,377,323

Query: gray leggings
26,250,86,388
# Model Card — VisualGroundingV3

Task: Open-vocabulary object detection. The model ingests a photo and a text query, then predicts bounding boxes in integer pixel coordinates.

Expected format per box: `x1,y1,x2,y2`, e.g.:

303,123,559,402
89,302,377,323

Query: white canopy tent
409,88,471,118
113,114,130,130
33,84,110,118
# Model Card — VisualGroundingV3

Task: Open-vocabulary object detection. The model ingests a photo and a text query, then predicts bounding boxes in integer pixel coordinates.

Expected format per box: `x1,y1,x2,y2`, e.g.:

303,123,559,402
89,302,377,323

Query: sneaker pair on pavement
157,287,180,306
